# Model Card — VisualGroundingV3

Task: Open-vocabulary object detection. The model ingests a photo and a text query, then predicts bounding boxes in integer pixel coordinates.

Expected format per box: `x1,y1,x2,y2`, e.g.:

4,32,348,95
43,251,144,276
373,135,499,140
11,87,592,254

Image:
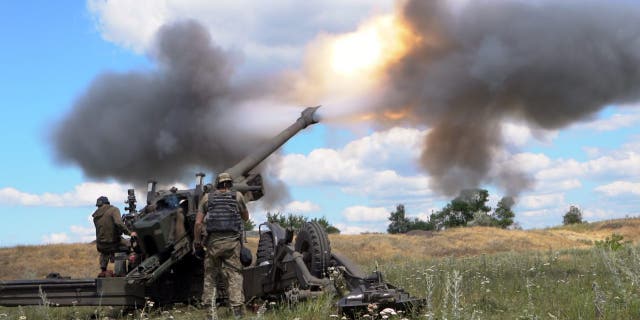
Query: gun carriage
0,107,424,317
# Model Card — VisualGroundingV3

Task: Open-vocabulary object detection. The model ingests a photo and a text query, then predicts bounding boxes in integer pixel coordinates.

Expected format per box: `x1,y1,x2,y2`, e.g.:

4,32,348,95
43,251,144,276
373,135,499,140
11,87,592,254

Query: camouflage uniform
199,191,247,308
92,203,130,271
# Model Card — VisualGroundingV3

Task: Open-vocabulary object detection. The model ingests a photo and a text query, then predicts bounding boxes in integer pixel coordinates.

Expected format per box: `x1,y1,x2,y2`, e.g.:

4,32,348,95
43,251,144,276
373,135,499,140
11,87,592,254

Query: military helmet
96,196,110,207
216,172,233,184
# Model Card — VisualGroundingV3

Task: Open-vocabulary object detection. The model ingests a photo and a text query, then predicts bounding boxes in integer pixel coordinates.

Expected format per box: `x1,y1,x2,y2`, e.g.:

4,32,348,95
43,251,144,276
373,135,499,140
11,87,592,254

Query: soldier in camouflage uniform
92,196,134,276
194,173,249,319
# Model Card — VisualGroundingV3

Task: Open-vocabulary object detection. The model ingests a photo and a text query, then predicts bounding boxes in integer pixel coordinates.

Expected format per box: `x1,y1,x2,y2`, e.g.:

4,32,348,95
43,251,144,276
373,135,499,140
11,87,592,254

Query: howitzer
0,106,424,317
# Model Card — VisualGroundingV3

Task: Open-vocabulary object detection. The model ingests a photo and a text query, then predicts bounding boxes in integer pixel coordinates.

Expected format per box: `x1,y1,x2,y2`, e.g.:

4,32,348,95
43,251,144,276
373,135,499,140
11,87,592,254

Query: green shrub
595,233,628,251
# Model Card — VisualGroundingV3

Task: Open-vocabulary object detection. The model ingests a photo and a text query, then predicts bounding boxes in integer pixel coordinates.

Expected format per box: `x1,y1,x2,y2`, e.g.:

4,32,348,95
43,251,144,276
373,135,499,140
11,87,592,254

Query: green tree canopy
387,204,433,233
563,205,583,225
310,216,341,234
493,196,515,229
243,218,256,231
387,204,411,234
430,189,491,230
265,212,340,234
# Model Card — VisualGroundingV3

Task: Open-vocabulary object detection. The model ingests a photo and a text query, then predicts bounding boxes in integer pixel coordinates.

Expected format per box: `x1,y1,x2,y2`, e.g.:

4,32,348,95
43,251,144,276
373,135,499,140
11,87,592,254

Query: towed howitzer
0,106,424,317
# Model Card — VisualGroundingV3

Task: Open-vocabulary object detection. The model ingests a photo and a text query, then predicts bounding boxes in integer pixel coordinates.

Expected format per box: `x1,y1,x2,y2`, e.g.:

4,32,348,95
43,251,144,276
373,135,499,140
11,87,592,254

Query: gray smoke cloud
380,0,640,196
52,20,289,204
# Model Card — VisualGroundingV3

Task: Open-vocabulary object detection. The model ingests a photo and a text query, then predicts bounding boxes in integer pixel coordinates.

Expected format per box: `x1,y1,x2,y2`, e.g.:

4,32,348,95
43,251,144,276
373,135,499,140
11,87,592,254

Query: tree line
243,212,341,234
388,189,587,234
244,191,586,235
388,188,515,233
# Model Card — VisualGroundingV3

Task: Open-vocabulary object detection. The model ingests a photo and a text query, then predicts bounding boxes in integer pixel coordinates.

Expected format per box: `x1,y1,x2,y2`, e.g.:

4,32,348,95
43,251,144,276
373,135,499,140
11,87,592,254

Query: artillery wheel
295,221,331,278
256,232,275,265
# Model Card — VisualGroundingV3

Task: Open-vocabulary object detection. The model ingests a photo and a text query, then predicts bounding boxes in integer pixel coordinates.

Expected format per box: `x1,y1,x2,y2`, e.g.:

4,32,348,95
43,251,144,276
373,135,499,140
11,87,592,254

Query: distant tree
493,196,515,229
266,212,287,225
468,212,497,227
388,204,411,234
266,212,340,233
244,218,256,231
311,216,341,234
430,189,491,230
408,217,434,231
563,206,583,225
266,212,306,229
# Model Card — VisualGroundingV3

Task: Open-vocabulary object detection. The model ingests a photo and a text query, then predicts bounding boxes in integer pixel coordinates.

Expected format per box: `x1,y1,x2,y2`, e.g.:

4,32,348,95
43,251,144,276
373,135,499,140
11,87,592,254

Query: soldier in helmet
92,196,134,277
194,172,249,319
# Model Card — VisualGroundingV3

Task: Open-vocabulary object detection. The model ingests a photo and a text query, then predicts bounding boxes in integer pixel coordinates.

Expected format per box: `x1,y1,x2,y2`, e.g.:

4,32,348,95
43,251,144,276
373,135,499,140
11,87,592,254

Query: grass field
1,218,640,319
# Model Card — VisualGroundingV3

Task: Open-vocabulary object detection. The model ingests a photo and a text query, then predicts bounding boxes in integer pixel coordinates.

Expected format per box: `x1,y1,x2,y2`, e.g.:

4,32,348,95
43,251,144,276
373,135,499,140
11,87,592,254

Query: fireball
329,15,415,78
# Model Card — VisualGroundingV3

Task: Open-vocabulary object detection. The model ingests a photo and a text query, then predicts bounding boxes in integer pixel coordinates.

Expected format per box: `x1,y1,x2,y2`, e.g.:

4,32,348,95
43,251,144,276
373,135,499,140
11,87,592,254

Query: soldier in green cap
92,196,135,277
194,172,249,319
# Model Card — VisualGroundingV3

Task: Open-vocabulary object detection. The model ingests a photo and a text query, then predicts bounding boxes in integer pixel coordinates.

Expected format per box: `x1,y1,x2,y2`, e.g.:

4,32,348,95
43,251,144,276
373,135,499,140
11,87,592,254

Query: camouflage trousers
99,252,113,270
202,235,244,308
98,238,129,270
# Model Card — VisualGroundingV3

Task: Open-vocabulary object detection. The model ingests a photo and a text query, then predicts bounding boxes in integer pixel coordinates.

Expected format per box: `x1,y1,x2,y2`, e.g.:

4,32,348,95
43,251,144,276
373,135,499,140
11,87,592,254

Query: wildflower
19,316,26,320
380,308,397,316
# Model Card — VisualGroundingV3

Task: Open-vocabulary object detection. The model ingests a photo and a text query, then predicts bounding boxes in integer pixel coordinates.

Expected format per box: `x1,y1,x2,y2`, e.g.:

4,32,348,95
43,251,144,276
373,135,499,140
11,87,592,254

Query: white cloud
509,152,552,173
520,208,555,217
342,206,389,222
87,0,168,52
532,152,640,183
502,122,533,147
0,182,130,207
580,106,640,131
42,233,71,244
70,225,97,243
536,159,585,181
70,225,94,235
595,181,640,197
280,148,363,185
519,193,565,210
284,201,321,213
279,127,432,201
87,0,394,62
334,222,386,234
341,127,426,169
582,208,621,220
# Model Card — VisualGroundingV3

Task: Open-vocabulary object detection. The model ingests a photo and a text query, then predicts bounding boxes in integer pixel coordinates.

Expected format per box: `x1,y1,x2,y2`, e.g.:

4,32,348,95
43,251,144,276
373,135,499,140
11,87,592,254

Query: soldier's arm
237,192,249,221
194,194,207,244
112,208,131,236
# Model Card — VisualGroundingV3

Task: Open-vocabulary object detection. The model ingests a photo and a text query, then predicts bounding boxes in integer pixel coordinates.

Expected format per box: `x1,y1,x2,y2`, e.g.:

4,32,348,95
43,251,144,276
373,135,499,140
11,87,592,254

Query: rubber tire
256,231,275,265
294,221,331,278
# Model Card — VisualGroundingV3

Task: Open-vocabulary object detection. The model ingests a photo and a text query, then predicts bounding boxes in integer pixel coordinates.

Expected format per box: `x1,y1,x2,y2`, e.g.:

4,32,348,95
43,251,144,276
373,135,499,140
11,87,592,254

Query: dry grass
330,217,640,265
0,239,261,280
2,217,640,281
0,243,98,279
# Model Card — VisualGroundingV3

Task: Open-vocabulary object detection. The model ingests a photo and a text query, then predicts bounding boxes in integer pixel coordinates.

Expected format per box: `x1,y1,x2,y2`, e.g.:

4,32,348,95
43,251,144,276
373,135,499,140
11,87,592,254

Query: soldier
194,172,249,319
92,196,134,277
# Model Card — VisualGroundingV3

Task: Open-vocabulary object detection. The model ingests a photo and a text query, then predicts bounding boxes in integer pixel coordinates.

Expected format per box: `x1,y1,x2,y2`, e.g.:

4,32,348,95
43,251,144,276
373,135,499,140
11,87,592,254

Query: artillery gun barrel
225,106,320,179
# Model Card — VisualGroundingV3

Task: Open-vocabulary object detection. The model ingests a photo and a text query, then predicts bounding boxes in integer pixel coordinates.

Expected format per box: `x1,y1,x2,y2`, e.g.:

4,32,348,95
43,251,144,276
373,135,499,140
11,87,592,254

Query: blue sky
1,1,640,246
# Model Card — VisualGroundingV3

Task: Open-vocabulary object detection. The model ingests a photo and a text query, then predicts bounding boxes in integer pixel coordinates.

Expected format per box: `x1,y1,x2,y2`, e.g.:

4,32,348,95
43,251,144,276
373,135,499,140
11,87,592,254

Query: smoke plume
379,0,640,195
52,20,289,203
